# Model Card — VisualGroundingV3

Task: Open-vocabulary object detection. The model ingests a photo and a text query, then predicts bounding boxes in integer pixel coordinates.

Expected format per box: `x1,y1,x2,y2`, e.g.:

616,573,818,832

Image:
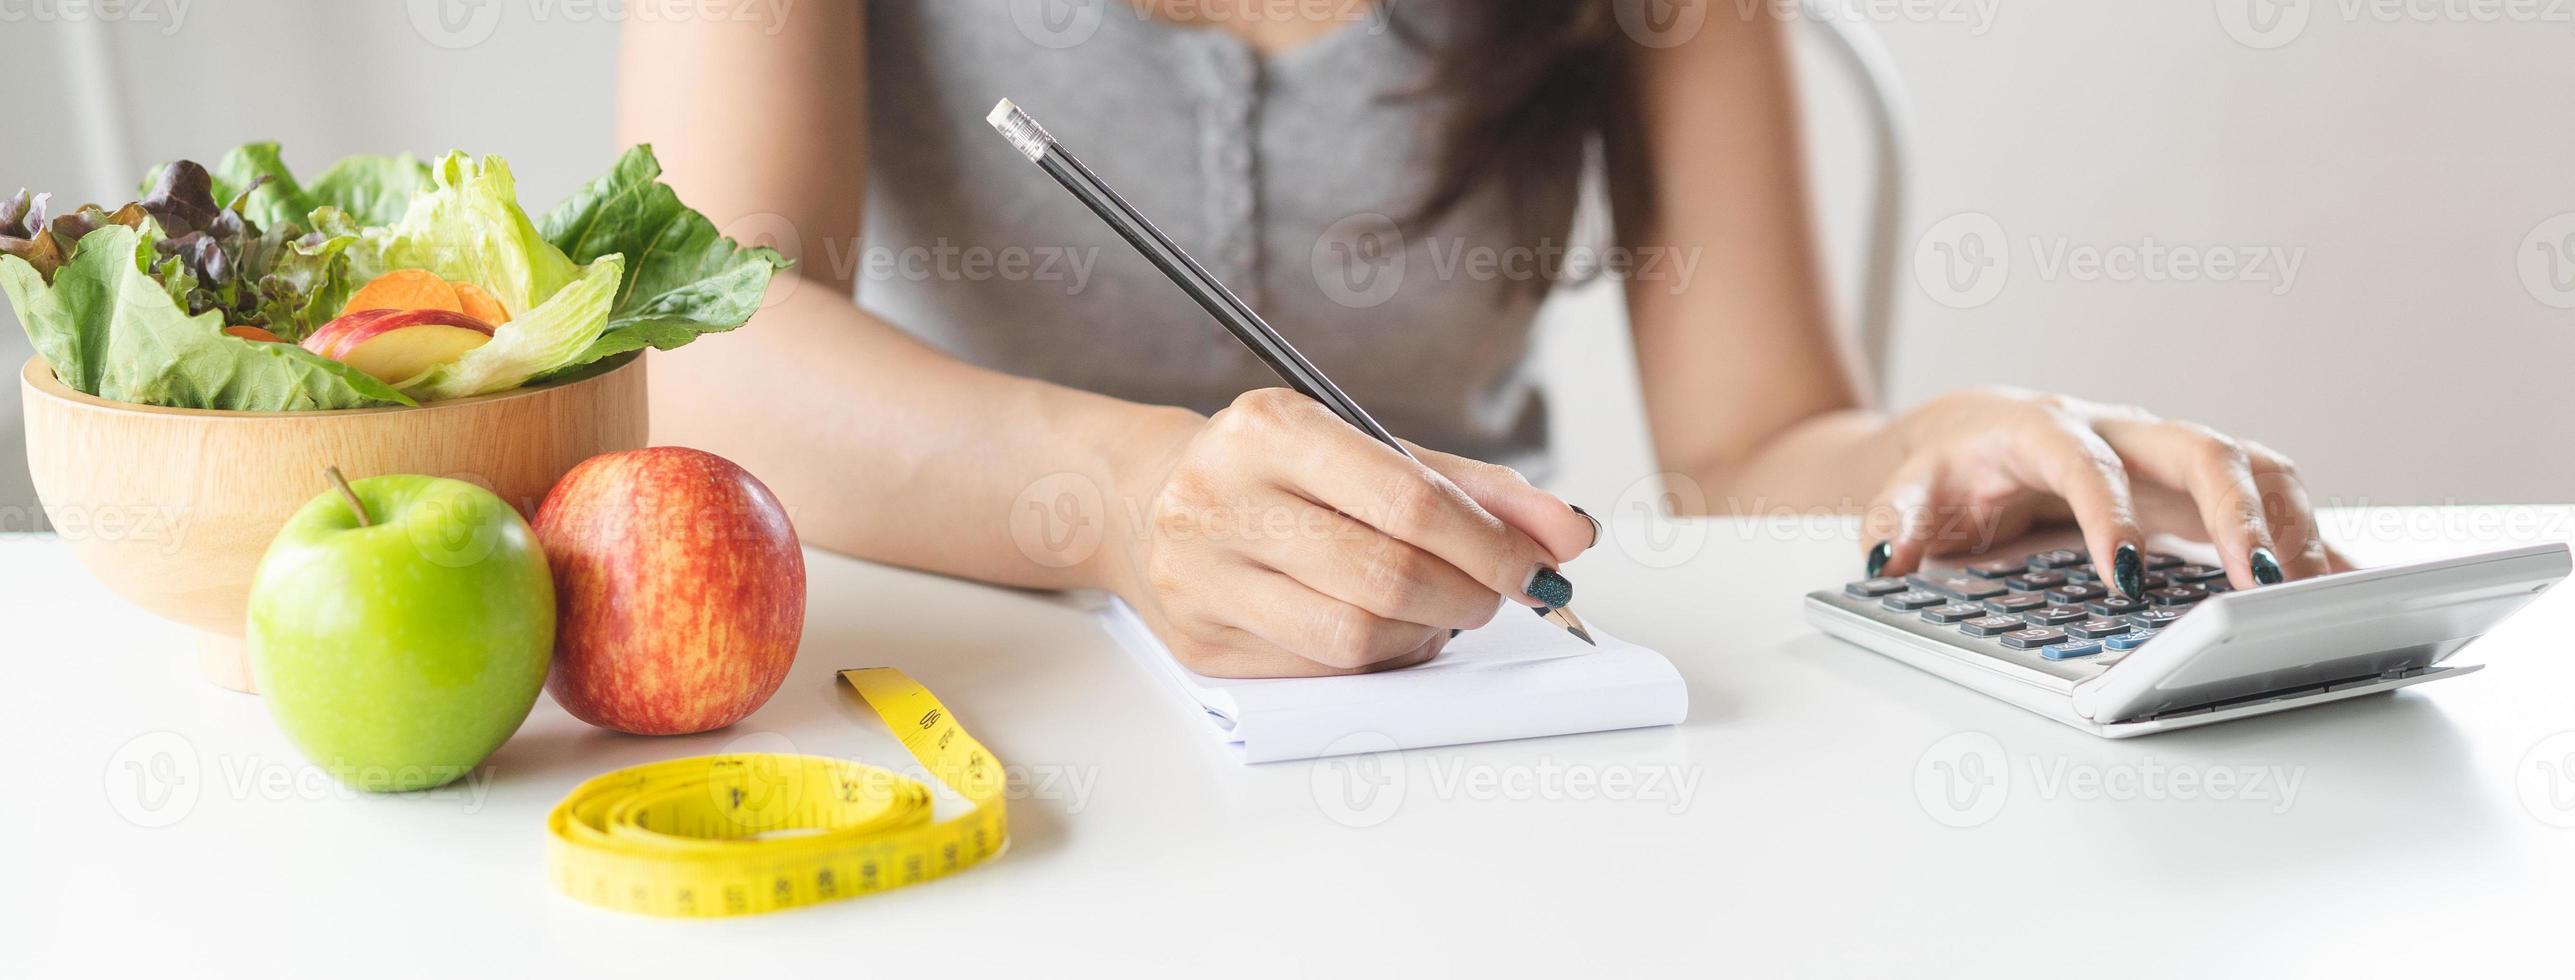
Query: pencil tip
1533,604,1597,646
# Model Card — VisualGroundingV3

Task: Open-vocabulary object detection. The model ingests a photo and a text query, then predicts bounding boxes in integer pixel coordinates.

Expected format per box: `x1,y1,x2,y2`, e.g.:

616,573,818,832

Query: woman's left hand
1858,387,2346,596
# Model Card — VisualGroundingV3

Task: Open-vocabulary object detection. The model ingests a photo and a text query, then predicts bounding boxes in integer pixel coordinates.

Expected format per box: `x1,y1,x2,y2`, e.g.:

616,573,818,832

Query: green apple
246,473,554,792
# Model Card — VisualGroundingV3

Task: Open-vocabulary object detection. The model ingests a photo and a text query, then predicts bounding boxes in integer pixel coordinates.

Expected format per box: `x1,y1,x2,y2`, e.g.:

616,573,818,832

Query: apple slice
302,308,497,384
343,269,462,317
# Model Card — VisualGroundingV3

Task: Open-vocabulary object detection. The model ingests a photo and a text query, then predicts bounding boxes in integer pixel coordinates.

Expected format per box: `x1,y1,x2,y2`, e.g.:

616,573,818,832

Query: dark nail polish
1525,567,1574,608
1449,628,1464,639
2114,543,2143,600
1571,504,1602,549
1866,541,1891,578
2251,548,2283,585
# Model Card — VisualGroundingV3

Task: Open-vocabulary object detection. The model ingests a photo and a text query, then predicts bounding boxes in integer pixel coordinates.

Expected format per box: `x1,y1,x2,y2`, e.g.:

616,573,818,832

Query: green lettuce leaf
186,143,433,230
349,151,582,317
531,145,788,382
3,223,414,410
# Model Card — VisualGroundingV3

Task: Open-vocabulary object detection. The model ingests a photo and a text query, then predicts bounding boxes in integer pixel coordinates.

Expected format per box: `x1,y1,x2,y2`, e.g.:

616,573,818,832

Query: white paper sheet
1098,599,1689,763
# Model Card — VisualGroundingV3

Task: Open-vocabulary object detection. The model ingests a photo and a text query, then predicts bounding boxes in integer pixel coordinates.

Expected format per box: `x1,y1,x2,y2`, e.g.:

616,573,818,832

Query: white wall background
4,1,2571,528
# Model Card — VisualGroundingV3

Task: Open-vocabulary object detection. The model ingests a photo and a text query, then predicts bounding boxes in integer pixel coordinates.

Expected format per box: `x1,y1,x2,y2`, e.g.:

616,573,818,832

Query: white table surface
7,507,2574,977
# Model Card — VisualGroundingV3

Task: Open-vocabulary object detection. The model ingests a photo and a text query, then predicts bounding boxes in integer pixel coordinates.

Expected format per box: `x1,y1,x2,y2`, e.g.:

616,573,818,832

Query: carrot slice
342,269,461,316
452,281,510,324
224,325,285,343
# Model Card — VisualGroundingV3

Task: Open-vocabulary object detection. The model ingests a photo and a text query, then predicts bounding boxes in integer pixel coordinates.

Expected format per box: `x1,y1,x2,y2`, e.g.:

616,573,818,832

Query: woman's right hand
1111,389,1598,678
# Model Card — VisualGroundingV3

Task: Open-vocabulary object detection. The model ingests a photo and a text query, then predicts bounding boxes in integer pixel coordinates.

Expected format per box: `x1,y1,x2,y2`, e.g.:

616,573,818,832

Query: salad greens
1,143,786,411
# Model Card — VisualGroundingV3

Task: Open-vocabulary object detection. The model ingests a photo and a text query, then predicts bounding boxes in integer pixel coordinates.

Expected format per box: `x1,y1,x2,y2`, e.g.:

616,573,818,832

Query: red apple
534,448,805,735
302,307,496,383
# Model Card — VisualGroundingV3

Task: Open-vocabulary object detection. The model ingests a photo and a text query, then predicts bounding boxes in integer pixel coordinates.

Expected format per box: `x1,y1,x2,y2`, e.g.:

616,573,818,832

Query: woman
620,1,2331,677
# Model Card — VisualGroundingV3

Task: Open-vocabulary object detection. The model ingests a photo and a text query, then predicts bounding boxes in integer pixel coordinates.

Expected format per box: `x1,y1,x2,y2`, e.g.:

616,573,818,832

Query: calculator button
2062,566,2098,585
2006,571,2067,592
2169,564,2226,583
2041,638,2103,660
1881,590,1945,611
1907,574,2005,600
1968,559,2025,579
2087,595,2146,616
2001,627,2068,649
1981,594,2048,614
2138,572,2171,590
2021,606,2086,627
2202,580,2234,594
2143,552,2183,570
1845,577,1909,597
2067,618,2132,639
1920,603,1985,624
2103,631,2156,652
1960,615,2023,636
2045,584,2107,605
2029,549,2084,569
2148,585,2207,606
2126,608,2184,629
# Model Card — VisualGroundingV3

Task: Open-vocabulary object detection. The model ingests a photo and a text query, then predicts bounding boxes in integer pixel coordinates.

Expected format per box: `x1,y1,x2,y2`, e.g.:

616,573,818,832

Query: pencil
986,98,1594,647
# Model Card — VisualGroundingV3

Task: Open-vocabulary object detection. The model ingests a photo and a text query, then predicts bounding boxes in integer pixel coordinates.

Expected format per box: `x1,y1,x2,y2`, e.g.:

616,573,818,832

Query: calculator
1804,542,2570,736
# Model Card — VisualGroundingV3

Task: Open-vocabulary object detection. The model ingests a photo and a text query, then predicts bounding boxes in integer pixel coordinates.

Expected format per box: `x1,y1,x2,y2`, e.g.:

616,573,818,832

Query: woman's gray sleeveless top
863,1,1577,470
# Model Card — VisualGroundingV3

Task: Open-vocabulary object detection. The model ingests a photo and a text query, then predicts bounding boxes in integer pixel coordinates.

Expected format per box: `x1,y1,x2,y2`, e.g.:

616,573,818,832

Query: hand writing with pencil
1106,389,1597,678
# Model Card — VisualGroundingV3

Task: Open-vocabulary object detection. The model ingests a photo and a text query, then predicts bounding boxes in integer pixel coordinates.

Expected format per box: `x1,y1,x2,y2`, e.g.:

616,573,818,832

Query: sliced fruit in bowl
341,267,464,316
453,281,510,324
302,307,496,383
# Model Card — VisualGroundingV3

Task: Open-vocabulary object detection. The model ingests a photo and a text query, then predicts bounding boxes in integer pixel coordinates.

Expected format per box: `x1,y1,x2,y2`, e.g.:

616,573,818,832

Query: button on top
1982,594,2048,614
2006,571,2067,592
2001,627,2068,649
2088,595,2146,616
2046,584,2108,605
2042,639,2103,660
1912,574,2006,600
2029,549,2084,569
2022,606,2086,627
1960,615,2023,636
2067,618,2132,639
1845,577,1908,597
2149,585,2208,606
2126,608,2185,628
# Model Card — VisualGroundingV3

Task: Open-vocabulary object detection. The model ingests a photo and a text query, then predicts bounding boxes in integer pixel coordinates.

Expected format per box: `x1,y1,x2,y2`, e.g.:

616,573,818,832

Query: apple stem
325,466,372,527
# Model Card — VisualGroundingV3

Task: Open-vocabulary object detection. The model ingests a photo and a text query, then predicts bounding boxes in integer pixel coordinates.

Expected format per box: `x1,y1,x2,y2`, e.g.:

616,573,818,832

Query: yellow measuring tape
546,668,1008,917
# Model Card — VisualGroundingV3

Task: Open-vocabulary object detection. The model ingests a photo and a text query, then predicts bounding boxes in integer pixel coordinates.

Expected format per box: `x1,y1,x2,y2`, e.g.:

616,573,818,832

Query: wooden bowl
19,354,647,692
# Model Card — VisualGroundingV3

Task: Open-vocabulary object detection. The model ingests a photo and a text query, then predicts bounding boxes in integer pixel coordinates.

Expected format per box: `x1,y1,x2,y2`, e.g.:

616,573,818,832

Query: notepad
1098,599,1689,763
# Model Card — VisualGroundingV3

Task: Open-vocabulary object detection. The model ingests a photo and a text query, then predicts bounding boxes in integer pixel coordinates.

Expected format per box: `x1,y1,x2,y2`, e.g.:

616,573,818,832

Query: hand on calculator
1854,388,2349,597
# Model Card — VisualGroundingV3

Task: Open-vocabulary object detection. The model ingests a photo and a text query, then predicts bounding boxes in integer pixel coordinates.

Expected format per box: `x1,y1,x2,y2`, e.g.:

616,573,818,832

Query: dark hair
1392,2,1640,260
